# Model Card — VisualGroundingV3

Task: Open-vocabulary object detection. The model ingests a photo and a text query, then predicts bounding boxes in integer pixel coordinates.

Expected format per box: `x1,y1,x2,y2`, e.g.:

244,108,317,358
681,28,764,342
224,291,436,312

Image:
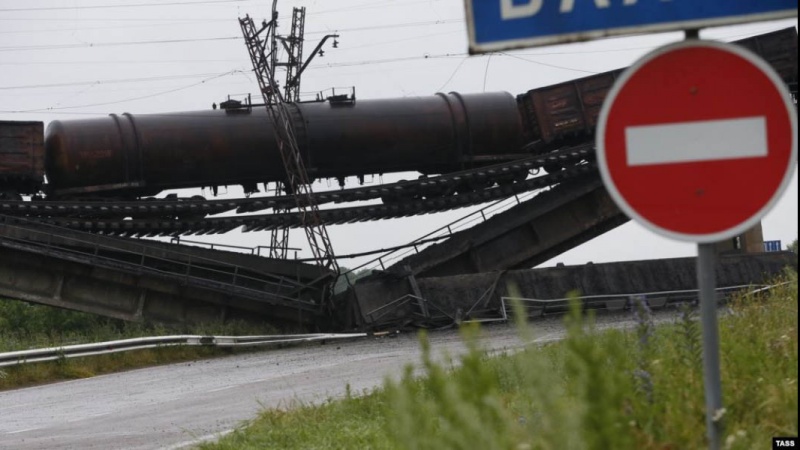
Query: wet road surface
0,310,678,449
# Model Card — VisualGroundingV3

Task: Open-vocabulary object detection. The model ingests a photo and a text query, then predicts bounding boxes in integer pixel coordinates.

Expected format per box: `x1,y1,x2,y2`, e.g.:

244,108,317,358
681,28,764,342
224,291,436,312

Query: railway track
1,145,593,218
0,145,596,237
6,164,597,237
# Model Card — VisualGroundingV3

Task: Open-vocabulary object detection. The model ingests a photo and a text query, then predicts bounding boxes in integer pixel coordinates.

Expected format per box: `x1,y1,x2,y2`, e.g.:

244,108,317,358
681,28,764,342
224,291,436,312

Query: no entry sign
597,40,797,243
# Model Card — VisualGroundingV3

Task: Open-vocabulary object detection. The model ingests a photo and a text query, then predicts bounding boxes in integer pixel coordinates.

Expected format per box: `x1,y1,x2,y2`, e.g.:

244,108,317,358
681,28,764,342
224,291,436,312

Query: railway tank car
44,92,524,198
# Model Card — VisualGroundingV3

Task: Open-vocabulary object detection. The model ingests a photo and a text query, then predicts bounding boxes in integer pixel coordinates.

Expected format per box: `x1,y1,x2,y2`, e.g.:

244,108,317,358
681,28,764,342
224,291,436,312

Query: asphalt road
0,311,679,449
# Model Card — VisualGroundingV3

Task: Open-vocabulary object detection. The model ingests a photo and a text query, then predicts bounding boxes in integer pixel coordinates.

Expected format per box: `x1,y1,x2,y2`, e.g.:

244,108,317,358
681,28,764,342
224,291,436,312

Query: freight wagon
516,27,798,154
0,121,44,200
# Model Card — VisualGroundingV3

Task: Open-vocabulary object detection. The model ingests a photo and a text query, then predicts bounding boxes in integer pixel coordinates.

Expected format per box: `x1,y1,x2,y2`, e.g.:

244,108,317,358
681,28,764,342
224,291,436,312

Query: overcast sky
1,0,797,271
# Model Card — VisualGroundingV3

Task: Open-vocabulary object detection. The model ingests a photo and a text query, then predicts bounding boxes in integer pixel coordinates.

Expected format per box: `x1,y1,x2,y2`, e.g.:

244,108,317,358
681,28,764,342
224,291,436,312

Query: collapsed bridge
0,27,797,330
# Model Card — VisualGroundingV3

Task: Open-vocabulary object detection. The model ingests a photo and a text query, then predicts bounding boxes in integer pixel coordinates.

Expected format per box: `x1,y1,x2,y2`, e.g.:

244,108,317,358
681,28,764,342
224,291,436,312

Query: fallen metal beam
387,174,628,278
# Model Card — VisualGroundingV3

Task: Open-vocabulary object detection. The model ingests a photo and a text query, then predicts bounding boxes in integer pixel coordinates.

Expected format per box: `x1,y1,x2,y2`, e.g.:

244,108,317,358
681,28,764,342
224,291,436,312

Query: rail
0,333,367,367
0,145,594,226
12,163,595,238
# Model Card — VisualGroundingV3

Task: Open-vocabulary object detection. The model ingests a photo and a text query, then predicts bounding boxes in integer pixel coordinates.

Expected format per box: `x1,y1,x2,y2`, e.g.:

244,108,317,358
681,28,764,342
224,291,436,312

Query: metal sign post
688,30,723,450
697,242,723,450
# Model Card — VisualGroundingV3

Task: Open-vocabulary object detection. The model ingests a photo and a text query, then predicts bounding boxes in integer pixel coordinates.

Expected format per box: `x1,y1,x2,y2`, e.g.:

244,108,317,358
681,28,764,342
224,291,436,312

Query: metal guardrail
0,333,367,367
499,283,779,318
456,281,794,327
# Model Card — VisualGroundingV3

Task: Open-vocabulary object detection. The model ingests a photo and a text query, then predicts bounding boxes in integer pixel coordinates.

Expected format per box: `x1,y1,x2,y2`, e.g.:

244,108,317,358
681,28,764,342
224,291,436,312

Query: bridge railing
345,188,543,276
169,236,301,259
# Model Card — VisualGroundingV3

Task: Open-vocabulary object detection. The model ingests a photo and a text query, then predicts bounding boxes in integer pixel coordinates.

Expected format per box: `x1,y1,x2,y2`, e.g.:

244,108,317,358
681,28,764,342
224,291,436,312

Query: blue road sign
465,0,797,53
763,240,783,252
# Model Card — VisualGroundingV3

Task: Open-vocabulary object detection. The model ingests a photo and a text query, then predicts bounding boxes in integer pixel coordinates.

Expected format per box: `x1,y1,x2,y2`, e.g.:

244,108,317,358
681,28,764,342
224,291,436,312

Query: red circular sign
597,40,797,243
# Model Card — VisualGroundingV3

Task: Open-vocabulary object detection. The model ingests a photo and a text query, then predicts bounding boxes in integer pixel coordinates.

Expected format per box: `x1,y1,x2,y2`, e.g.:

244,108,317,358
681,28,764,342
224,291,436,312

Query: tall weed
381,271,797,450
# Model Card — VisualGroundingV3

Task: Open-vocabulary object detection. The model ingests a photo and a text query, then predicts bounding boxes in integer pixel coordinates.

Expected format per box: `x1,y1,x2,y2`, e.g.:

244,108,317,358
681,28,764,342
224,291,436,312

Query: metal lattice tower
268,183,290,260
282,7,305,102
268,7,304,257
239,6,339,274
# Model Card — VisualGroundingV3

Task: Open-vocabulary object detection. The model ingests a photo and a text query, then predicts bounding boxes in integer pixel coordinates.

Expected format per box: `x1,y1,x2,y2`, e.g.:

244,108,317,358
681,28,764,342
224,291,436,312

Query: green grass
202,391,393,450
201,269,798,450
0,298,280,390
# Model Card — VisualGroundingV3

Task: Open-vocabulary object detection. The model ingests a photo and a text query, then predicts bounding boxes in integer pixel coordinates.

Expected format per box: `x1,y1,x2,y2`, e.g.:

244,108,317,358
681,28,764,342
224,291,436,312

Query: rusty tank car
44,92,525,198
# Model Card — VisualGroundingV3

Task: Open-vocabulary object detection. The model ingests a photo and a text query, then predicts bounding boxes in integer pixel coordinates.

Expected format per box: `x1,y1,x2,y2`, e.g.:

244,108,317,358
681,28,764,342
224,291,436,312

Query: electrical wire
305,19,463,36
498,52,600,74
1,71,240,113
334,29,463,52
0,18,464,37
309,0,445,16
0,0,250,12
0,36,241,52
482,54,492,92
0,71,234,91
0,59,243,66
435,57,468,92
0,20,231,35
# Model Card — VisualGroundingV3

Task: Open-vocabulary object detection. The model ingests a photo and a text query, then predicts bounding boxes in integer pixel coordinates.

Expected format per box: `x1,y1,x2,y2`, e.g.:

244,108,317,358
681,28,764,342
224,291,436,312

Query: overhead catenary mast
239,1,340,274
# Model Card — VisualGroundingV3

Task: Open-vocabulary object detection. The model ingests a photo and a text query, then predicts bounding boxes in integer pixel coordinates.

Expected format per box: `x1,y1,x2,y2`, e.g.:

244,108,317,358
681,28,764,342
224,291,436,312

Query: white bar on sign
625,116,768,166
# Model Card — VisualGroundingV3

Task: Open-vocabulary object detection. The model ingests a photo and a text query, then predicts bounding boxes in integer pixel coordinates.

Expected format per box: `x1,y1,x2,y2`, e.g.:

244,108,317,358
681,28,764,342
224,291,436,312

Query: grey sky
1,0,797,270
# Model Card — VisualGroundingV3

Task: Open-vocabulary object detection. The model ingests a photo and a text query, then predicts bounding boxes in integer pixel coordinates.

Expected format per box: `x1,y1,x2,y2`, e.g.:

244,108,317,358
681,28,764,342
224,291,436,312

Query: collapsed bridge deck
351,251,797,329
0,217,333,328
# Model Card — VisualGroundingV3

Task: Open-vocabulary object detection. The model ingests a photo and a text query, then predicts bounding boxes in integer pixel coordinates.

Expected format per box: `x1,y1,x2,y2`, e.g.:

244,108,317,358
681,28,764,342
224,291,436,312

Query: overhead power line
0,20,227,35
309,0,445,16
2,71,238,113
0,59,242,66
0,0,249,12
0,36,241,52
0,16,232,22
0,0,444,17
0,17,463,35
0,71,234,90
305,19,463,36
